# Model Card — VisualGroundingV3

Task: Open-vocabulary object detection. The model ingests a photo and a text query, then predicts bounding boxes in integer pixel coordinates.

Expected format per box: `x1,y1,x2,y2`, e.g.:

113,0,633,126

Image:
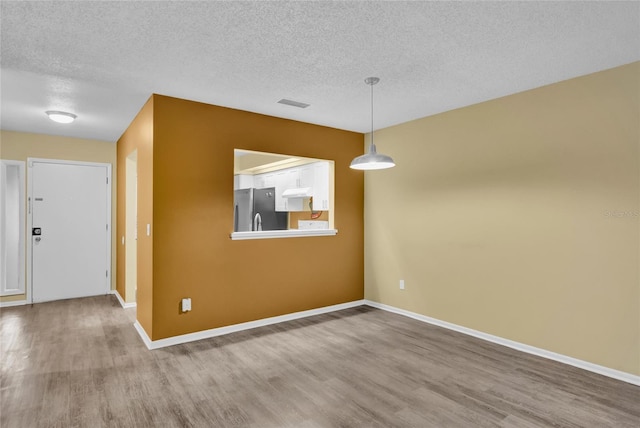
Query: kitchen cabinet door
274,171,287,211
263,172,276,188
299,164,314,188
254,171,276,189
284,168,303,211
254,174,265,189
312,162,330,211
234,174,253,190
286,168,300,188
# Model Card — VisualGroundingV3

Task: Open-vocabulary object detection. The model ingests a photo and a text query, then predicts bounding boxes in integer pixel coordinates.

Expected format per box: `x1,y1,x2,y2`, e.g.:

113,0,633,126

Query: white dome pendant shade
349,145,396,170
350,77,395,171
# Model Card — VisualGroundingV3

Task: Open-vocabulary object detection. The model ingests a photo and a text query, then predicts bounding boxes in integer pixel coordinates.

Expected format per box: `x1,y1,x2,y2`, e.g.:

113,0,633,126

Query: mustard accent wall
116,97,154,335
118,95,364,341
365,62,640,375
0,130,117,303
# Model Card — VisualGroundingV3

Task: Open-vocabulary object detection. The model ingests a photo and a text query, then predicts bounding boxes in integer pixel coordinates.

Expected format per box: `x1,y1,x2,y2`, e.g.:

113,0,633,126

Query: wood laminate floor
1,296,638,427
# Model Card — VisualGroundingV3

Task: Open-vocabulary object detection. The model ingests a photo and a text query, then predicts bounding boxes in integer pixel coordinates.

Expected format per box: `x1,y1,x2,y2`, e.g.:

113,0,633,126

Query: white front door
30,160,110,303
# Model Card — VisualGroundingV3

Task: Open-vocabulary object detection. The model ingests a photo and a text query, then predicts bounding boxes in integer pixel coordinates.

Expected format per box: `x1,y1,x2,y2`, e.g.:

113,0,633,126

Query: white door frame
26,158,112,304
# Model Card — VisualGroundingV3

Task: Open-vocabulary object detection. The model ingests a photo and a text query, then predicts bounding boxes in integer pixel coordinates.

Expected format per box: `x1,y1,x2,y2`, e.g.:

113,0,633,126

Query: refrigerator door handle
234,204,239,232
253,212,262,231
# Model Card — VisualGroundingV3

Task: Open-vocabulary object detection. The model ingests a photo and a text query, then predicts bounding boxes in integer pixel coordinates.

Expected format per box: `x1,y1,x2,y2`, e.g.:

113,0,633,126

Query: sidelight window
0,160,26,296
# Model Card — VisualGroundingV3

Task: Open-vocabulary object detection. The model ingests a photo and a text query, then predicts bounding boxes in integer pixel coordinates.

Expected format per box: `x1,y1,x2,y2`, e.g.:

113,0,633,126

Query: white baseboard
134,320,153,348
110,290,137,309
364,300,640,387
134,299,366,350
0,299,28,308
130,297,639,386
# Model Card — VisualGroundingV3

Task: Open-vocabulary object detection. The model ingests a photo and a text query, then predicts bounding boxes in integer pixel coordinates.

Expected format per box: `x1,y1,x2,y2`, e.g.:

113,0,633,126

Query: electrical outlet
399,279,405,290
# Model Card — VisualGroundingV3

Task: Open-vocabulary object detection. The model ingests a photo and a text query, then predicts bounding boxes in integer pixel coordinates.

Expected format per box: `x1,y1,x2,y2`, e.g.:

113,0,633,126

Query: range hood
282,187,312,198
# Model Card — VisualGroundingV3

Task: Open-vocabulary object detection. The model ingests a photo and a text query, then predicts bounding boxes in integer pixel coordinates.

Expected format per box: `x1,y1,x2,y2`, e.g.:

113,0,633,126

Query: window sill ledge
231,229,337,240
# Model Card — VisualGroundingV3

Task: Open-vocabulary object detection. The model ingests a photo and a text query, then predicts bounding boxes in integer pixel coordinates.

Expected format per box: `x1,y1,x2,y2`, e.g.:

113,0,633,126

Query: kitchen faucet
253,212,262,231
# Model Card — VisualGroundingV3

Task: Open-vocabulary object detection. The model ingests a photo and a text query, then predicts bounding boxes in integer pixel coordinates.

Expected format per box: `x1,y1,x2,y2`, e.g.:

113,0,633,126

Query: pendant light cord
370,80,375,153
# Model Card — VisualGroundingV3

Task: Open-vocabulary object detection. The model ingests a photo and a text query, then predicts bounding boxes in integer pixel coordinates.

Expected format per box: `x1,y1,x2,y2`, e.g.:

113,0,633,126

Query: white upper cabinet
299,164,314,189
234,174,254,190
254,174,264,189
312,162,330,211
252,161,330,212
274,171,287,211
284,168,303,211
287,167,300,188
264,173,276,188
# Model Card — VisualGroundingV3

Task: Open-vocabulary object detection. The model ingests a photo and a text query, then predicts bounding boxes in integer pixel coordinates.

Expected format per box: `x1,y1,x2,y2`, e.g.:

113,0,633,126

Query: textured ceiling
1,1,639,143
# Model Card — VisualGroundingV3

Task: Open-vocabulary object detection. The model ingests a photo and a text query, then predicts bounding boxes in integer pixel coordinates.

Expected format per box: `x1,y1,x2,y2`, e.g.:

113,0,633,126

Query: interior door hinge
106,224,109,231
106,270,108,278
106,177,109,184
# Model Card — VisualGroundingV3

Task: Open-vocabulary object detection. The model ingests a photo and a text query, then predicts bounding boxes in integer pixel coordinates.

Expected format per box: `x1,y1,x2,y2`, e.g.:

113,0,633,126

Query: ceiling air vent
278,99,310,109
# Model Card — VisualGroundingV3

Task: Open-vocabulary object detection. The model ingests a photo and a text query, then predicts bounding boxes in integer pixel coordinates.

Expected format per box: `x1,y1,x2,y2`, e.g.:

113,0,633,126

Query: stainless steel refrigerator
234,187,287,232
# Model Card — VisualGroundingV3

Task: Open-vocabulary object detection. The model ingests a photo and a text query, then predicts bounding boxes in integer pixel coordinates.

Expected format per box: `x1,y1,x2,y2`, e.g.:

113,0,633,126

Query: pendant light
350,77,395,170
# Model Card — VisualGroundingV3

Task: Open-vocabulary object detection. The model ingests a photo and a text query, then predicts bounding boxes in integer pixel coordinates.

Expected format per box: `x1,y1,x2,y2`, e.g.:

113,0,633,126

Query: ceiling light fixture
350,77,395,171
45,111,77,124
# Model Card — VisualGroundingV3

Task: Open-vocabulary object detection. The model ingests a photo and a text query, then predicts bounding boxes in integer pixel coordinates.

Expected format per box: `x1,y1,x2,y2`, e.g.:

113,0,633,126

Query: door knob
35,237,41,242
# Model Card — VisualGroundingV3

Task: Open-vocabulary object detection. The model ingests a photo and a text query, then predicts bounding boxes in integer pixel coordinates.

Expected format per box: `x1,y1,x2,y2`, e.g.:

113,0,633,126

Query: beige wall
0,130,117,302
365,62,640,376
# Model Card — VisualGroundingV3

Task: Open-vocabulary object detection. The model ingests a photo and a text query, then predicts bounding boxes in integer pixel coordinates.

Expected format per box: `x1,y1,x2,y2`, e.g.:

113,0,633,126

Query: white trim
26,162,32,304
231,228,337,240
364,300,640,387
111,289,136,309
27,158,112,304
0,299,28,308
134,299,365,350
134,320,153,348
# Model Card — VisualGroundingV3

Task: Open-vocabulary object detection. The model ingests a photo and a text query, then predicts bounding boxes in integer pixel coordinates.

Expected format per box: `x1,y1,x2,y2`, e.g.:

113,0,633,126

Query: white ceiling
1,1,638,143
